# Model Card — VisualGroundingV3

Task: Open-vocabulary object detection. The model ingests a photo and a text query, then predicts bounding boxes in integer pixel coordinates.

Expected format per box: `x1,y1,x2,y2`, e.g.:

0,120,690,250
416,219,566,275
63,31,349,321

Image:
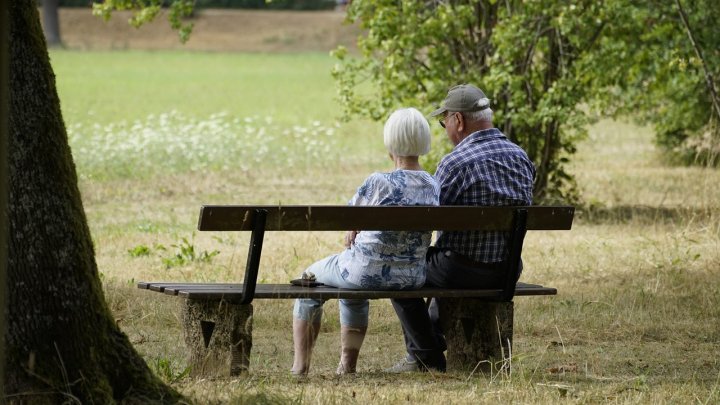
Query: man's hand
344,230,359,248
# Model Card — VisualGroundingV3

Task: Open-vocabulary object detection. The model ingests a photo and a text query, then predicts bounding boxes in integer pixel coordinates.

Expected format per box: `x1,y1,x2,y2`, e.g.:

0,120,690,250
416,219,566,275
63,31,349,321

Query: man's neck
457,121,493,143
465,120,493,134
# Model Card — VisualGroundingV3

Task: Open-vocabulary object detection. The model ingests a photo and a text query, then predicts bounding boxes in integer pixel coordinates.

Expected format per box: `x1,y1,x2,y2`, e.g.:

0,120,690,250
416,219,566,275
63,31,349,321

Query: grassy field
50,48,720,404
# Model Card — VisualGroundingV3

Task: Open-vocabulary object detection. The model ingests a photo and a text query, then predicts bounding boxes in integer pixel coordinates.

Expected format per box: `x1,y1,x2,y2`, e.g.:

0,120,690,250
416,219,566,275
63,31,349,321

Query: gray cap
429,84,490,117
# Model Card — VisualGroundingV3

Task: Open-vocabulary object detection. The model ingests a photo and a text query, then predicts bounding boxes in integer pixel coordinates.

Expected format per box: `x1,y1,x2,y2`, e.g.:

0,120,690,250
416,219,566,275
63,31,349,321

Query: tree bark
1,0,10,400
4,1,183,403
41,0,62,47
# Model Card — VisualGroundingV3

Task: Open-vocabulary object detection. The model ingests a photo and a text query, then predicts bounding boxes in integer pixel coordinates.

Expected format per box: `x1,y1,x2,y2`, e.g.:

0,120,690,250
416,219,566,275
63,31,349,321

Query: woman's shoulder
362,170,437,191
361,172,391,185
354,172,390,200
413,169,437,181
403,170,439,185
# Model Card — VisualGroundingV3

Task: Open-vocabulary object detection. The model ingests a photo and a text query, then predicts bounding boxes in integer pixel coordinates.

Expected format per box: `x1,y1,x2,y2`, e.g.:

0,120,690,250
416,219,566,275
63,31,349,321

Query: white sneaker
384,357,420,373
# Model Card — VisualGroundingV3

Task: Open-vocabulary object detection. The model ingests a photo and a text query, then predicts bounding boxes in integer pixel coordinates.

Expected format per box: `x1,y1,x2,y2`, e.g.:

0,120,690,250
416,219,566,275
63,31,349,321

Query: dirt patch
55,8,360,52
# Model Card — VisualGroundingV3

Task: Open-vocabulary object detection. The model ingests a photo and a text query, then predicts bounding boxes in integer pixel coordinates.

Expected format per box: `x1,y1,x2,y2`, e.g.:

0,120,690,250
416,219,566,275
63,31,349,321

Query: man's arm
435,159,464,205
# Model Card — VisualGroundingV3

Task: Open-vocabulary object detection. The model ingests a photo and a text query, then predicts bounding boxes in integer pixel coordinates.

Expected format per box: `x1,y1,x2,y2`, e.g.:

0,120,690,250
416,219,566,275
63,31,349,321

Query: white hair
462,97,493,122
383,108,431,156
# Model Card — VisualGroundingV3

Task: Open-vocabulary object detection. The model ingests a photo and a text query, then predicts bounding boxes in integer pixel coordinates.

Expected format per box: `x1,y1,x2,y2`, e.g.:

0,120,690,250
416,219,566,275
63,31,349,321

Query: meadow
50,49,720,404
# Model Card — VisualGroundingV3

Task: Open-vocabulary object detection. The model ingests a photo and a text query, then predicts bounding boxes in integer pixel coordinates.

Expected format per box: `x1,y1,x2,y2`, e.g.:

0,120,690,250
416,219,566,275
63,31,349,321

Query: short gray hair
383,108,431,156
460,97,493,122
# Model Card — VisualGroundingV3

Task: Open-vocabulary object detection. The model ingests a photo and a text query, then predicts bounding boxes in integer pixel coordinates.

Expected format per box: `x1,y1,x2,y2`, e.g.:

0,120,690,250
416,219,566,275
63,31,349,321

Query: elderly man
387,84,536,373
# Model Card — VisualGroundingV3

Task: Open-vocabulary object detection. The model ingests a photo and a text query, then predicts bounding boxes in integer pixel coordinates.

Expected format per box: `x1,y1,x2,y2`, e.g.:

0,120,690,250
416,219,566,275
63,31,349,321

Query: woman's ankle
337,348,360,374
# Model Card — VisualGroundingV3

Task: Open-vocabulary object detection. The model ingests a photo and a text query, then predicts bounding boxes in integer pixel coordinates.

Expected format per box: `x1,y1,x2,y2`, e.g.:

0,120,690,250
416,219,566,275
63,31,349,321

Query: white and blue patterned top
337,170,440,289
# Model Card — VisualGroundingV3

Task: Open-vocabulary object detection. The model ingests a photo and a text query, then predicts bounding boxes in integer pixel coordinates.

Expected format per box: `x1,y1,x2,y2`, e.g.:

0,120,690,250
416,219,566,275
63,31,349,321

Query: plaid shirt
435,128,535,263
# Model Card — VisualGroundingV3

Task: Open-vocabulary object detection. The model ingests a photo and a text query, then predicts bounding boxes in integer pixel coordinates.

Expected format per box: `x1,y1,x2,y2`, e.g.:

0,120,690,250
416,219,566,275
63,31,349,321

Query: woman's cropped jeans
293,254,369,328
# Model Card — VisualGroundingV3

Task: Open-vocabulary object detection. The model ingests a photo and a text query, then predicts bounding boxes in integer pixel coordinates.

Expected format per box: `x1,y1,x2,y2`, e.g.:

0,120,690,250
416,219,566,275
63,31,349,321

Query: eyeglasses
439,112,457,128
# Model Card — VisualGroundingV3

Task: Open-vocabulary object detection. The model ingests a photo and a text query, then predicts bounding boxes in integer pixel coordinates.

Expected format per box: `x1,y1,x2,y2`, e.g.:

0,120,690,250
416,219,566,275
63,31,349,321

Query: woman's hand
344,230,358,248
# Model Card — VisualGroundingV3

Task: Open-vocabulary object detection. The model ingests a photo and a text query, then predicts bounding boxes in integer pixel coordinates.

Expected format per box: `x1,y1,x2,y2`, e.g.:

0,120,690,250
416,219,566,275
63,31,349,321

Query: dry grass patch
102,212,720,403
87,110,719,404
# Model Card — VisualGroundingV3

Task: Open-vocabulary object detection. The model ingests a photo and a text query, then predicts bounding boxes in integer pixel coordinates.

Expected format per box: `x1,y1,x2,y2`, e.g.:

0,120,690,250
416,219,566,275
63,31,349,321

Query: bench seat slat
147,283,239,294
198,205,574,232
139,282,556,301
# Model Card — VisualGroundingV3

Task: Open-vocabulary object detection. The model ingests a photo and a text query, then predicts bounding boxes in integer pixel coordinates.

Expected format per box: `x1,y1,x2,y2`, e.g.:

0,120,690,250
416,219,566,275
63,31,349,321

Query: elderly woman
291,108,440,375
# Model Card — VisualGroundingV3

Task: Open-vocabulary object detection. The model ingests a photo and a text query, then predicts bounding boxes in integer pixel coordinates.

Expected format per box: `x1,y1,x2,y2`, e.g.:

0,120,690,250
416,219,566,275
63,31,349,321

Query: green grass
51,50,346,124
52,49,720,404
50,50,385,180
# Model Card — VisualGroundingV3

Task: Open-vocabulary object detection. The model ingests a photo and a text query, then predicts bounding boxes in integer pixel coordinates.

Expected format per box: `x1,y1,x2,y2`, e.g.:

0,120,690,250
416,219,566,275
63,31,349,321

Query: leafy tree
4,1,184,402
332,0,620,202
603,0,720,165
333,0,720,201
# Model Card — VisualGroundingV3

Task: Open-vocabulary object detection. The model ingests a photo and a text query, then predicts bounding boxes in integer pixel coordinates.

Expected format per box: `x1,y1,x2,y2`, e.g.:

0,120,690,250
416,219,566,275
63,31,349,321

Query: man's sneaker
384,356,446,373
384,357,420,373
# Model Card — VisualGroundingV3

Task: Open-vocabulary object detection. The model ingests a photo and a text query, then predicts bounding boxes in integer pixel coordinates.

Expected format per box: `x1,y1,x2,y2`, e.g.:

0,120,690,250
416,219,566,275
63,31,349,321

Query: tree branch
675,0,720,122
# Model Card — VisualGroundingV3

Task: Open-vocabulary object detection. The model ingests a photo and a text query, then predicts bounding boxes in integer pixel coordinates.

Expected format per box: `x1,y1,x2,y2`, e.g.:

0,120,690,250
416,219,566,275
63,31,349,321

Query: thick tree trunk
4,1,183,403
41,0,62,47
1,0,10,400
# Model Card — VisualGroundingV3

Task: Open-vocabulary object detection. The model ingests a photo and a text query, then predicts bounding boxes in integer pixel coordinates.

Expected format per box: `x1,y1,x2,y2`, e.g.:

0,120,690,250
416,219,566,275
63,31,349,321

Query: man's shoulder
438,136,506,165
436,149,465,174
475,135,533,163
438,141,534,179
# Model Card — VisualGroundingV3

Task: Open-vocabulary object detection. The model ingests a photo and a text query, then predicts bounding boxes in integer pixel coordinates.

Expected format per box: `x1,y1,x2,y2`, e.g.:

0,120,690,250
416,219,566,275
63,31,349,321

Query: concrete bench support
182,299,253,377
439,299,513,372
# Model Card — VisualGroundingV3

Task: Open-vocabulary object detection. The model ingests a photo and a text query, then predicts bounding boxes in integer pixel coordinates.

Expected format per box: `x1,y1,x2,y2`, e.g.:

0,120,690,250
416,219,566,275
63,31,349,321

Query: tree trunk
41,0,62,47
4,1,183,403
1,0,10,399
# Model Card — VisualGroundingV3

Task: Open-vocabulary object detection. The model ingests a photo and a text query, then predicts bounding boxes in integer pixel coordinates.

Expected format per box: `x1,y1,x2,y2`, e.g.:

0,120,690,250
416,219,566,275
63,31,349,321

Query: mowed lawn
51,50,720,404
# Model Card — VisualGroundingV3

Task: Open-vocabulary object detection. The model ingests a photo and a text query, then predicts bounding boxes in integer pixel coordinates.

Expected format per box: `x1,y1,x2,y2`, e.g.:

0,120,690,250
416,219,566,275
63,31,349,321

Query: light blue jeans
293,254,369,328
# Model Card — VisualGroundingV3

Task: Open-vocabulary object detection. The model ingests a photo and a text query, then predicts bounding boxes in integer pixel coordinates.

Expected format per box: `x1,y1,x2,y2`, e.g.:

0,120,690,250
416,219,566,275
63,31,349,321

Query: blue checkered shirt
435,128,535,263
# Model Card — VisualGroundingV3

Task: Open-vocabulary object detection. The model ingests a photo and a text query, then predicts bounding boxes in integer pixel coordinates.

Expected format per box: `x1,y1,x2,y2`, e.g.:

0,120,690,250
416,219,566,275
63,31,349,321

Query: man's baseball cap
429,84,490,117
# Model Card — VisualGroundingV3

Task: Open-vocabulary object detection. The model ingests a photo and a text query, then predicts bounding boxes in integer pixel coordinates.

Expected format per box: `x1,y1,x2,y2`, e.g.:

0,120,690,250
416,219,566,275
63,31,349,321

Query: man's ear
456,113,465,133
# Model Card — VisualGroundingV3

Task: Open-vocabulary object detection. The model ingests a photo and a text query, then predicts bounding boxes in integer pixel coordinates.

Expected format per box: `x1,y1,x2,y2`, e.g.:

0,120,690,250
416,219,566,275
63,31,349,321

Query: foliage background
604,0,720,165
332,0,720,202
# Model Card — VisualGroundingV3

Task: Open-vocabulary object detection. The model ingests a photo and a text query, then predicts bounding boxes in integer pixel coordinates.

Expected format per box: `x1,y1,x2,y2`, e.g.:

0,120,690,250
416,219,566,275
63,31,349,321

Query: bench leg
182,299,253,377
438,299,513,373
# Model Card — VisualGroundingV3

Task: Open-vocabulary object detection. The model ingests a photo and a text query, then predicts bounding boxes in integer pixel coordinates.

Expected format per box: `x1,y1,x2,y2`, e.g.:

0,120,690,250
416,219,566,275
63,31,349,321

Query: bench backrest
197,205,575,304
198,205,575,231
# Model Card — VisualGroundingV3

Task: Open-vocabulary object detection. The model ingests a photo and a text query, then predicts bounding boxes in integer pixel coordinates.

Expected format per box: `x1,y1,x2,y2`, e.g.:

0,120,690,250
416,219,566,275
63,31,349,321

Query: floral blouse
336,170,440,289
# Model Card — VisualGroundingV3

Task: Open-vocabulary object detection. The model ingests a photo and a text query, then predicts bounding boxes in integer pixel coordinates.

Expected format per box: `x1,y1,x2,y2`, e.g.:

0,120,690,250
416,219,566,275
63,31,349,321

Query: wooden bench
139,205,574,376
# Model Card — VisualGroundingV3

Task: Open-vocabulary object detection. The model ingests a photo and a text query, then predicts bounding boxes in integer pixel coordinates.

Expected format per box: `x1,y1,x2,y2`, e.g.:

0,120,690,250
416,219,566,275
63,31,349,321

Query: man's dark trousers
391,247,521,370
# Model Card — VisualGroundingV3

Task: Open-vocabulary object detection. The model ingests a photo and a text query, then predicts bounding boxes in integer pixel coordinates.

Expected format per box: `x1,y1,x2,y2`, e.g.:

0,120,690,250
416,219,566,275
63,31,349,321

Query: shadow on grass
577,204,718,224
227,391,302,405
